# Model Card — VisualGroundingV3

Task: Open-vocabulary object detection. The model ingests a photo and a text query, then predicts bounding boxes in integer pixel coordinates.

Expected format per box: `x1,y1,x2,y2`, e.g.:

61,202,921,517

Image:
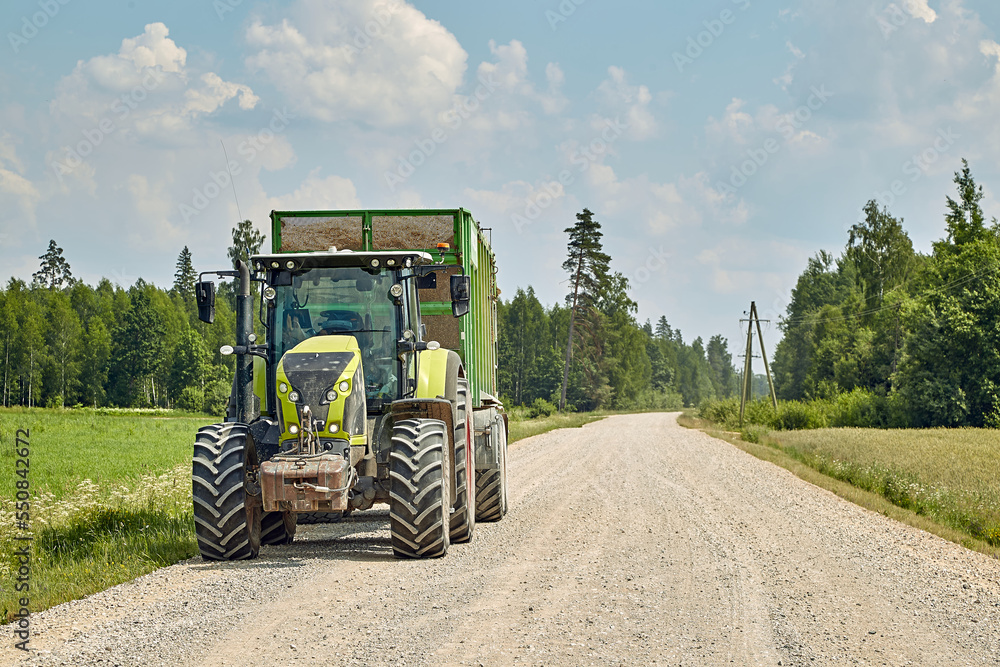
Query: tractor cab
254,250,435,416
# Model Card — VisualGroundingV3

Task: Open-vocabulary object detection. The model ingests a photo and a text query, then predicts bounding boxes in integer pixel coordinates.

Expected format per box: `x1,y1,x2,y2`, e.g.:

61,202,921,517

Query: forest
0,213,739,413
769,160,1000,428
11,152,993,425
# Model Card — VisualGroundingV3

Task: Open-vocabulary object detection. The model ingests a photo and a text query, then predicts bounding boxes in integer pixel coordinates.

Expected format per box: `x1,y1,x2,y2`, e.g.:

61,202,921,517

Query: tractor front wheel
389,418,450,558
192,424,262,561
450,378,475,542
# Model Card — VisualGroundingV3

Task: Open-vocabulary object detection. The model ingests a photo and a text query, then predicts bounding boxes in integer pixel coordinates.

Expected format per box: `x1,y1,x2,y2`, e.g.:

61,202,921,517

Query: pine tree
173,246,197,300
560,209,615,409
228,220,266,270
562,209,611,312
32,240,74,289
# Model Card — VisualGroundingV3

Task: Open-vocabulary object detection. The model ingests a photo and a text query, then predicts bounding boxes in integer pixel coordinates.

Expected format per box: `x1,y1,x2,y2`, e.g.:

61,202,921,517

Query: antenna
221,140,243,223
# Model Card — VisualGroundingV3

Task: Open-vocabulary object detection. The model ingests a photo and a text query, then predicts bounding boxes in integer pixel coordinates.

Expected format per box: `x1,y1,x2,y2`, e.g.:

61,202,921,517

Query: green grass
680,413,1000,559
0,408,212,622
508,410,607,443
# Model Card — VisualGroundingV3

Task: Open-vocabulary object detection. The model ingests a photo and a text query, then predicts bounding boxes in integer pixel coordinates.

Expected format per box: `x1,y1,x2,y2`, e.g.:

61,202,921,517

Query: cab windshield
272,267,406,402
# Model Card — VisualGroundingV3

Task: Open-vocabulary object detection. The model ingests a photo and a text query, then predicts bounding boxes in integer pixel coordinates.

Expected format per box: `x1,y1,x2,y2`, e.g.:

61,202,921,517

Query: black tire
260,511,296,545
475,417,508,522
449,379,475,543
389,418,450,559
295,511,344,524
192,424,262,561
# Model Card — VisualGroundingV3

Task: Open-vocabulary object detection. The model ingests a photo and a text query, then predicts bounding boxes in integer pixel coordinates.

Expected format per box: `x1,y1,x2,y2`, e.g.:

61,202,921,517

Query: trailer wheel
475,416,508,522
260,510,296,545
389,418,450,559
449,379,475,543
192,424,262,561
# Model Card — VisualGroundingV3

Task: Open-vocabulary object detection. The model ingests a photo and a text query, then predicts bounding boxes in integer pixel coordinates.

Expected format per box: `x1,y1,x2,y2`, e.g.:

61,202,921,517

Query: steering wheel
318,309,364,334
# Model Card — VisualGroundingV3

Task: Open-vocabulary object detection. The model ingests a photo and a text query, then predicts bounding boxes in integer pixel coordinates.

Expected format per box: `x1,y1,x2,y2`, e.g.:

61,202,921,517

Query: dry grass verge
678,414,1000,561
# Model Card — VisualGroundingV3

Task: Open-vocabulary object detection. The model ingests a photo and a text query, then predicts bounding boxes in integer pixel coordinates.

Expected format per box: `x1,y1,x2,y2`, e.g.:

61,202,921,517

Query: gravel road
5,412,1000,665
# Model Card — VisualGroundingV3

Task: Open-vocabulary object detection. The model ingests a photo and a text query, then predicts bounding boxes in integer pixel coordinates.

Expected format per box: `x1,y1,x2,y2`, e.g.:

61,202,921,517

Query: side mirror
195,281,216,324
417,272,437,290
451,274,471,318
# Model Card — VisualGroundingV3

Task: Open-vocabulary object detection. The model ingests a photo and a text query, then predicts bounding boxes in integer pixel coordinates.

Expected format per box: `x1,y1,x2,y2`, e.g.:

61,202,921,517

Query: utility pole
559,245,584,412
739,301,778,425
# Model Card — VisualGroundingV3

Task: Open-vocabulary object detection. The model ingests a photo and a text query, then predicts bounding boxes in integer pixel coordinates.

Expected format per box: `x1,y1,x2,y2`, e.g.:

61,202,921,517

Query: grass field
0,408,212,622
0,405,608,622
682,413,1000,558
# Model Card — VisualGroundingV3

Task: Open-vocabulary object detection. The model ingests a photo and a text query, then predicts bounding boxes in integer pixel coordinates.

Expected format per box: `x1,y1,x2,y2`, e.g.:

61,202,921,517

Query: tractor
192,209,507,560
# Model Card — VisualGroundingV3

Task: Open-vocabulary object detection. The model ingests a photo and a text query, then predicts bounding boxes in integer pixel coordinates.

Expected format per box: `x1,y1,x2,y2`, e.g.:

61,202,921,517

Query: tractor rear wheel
260,510,296,545
389,418,450,558
192,424,262,560
475,416,508,522
449,378,475,542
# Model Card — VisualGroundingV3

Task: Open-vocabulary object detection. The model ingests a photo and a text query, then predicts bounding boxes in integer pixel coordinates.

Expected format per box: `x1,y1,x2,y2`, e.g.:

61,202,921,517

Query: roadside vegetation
689,402,1000,558
0,409,210,622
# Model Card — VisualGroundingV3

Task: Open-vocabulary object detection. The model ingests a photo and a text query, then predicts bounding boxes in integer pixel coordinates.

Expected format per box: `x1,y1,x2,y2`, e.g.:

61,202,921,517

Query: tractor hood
276,335,366,444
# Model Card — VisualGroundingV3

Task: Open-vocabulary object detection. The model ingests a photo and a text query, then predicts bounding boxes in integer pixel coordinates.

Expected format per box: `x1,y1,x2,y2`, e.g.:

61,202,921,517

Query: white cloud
903,0,937,23
695,237,808,296
0,133,41,228
118,22,187,72
265,171,362,211
51,23,257,139
596,66,657,140
245,0,467,127
542,63,570,115
705,98,758,146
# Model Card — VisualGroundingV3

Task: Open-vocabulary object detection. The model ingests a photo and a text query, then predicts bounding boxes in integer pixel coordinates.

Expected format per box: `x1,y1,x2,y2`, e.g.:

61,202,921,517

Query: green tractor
192,209,507,560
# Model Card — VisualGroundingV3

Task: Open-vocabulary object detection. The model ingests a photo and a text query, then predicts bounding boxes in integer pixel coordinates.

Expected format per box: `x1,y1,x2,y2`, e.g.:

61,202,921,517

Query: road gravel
4,412,1000,665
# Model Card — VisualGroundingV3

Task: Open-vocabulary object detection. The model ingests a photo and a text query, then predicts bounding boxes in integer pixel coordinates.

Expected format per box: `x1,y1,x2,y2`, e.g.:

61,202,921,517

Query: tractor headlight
338,380,350,393
288,424,299,435
278,382,288,394
327,421,339,433
288,390,301,403
325,389,338,403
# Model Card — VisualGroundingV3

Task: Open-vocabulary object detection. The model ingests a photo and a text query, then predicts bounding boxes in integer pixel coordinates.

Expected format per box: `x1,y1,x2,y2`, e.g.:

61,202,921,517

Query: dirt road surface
5,413,1000,665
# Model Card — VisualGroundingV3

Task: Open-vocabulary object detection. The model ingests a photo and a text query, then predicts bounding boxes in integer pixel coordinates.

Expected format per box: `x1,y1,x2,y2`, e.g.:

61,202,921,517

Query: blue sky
3,0,1000,355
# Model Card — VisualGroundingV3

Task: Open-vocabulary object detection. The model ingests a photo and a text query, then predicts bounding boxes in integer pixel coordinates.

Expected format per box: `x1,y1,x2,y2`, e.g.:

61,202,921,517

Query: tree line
0,222,264,411
0,214,738,413
771,159,1000,428
497,209,737,412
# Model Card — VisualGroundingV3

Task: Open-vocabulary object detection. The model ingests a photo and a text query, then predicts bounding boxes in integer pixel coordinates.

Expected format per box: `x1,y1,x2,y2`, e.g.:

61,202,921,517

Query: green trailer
270,209,500,411
190,208,507,562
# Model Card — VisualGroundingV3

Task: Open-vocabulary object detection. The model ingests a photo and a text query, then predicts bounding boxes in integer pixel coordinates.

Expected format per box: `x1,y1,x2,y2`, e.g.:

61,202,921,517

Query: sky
3,0,1000,358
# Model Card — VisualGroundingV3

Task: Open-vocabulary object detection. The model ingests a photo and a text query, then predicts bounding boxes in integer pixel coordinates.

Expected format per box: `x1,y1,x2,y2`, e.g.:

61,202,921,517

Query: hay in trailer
372,215,455,250
280,216,364,251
